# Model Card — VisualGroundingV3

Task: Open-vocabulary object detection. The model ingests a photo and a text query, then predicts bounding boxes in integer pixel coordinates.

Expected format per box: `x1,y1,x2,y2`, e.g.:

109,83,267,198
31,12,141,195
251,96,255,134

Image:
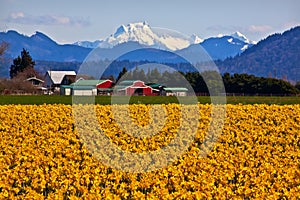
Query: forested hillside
217,27,300,81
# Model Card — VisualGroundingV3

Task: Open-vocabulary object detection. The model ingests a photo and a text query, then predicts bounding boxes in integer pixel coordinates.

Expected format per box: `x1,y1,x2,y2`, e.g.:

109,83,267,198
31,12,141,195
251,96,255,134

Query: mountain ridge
72,22,255,52
217,26,300,81
0,25,253,63
0,25,298,81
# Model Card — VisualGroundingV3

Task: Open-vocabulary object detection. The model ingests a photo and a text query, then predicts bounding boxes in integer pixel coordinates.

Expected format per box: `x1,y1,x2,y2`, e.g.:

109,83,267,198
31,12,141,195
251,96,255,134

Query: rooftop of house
71,79,110,86
46,71,76,84
146,83,164,88
118,80,144,86
26,76,44,83
164,87,188,92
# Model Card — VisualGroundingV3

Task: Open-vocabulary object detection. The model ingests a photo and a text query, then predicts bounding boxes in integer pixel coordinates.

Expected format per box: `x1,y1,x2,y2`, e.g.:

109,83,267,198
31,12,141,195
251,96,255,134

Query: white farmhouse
44,71,76,92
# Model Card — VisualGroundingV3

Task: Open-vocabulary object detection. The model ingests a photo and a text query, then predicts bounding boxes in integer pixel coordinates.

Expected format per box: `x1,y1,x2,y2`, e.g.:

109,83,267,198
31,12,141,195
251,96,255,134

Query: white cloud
5,12,90,27
206,25,241,33
207,24,274,34
10,12,24,19
282,21,300,29
51,16,70,25
247,25,273,33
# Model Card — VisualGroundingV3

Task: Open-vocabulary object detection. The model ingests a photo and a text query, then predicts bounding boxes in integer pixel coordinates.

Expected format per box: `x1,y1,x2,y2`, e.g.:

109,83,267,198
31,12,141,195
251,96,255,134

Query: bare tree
0,42,8,57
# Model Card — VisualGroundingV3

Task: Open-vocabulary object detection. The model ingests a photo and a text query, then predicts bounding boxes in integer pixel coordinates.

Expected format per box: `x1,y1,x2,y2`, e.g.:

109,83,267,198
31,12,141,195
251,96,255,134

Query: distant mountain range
176,35,253,62
217,26,300,81
0,30,91,62
0,22,299,81
0,22,255,62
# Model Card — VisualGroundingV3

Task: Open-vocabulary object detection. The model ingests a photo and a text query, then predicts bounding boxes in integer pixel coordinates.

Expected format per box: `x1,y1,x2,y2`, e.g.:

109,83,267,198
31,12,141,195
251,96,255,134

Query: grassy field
0,95,299,105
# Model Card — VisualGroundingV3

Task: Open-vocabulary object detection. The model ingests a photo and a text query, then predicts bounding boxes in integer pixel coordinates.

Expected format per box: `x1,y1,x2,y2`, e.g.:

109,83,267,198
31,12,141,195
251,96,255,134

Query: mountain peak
190,34,203,44
30,31,57,45
100,21,157,49
128,21,149,27
114,21,150,37
114,25,128,37
5,30,20,35
99,22,202,50
231,31,256,44
32,31,49,38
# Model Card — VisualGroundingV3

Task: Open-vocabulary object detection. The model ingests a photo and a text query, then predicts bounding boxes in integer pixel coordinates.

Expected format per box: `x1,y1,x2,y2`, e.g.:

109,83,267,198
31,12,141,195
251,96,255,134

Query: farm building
146,83,165,96
61,79,113,96
114,80,156,96
44,71,76,91
26,76,44,87
26,76,47,94
164,87,188,96
146,83,188,96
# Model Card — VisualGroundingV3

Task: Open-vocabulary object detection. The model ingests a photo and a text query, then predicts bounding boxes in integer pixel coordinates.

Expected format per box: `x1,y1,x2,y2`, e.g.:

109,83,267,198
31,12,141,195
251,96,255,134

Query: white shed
164,87,188,96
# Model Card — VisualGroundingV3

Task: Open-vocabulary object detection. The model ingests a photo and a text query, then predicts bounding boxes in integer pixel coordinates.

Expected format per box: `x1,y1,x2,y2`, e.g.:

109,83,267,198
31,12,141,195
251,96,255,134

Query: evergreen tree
116,67,128,83
137,68,147,82
148,68,161,83
295,82,300,91
131,67,140,80
10,48,35,79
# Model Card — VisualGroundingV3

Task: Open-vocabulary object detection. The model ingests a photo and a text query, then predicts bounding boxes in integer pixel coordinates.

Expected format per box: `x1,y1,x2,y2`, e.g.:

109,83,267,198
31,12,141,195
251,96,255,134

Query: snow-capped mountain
1,27,254,64
72,22,255,58
176,34,254,62
0,26,298,79
98,21,202,51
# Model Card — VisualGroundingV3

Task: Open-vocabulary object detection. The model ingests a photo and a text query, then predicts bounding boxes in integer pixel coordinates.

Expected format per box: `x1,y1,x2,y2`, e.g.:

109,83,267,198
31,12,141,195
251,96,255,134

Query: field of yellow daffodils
0,104,299,199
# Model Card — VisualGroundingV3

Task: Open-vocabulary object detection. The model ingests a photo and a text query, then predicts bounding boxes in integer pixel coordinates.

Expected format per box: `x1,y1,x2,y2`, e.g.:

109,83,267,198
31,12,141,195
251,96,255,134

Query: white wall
65,88,71,95
73,89,97,96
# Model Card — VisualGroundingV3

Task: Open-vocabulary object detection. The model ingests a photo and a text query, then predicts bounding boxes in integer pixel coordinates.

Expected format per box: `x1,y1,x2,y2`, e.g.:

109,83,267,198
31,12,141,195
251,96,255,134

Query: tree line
0,47,299,95
114,67,299,95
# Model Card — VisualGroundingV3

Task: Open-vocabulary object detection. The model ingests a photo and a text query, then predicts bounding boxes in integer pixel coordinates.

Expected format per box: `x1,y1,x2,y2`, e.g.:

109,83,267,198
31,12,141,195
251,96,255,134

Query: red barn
96,80,113,89
115,80,154,96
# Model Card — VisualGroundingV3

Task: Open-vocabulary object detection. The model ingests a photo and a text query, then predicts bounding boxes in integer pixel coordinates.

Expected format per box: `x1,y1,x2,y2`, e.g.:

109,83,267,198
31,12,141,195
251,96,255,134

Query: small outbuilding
164,87,188,96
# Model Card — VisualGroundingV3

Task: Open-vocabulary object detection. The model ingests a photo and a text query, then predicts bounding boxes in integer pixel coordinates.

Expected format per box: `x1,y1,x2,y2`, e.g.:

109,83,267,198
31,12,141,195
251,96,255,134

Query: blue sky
1,0,299,44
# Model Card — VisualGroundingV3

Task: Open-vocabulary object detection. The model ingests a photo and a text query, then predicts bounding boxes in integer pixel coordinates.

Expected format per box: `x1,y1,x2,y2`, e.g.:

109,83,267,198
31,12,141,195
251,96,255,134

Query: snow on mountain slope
73,40,101,49
176,34,254,62
190,34,203,44
98,21,202,51
72,22,255,54
100,22,162,48
231,31,256,44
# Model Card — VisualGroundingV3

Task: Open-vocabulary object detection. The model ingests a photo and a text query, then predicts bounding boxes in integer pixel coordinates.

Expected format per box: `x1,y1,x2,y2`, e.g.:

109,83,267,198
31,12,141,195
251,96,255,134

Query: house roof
72,86,96,90
46,71,76,84
146,83,164,88
26,76,44,83
118,80,143,86
114,80,152,91
71,79,110,86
